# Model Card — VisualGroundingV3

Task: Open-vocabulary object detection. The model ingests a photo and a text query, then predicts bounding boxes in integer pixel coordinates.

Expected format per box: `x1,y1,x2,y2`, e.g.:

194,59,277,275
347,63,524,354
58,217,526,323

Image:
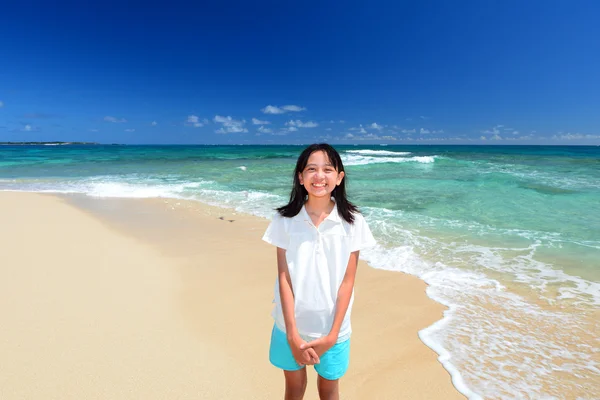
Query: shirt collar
292,199,342,225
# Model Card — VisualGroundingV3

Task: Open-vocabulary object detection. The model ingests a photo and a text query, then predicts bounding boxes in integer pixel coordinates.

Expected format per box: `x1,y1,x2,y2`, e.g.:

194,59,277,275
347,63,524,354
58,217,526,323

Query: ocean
1,144,599,399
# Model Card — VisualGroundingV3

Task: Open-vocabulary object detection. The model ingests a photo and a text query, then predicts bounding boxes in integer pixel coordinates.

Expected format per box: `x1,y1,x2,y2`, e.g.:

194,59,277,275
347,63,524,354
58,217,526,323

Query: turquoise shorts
269,325,351,380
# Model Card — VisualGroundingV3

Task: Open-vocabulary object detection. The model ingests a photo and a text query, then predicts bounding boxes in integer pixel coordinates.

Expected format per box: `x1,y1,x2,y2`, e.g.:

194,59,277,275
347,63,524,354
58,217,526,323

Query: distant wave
345,149,412,156
343,154,437,166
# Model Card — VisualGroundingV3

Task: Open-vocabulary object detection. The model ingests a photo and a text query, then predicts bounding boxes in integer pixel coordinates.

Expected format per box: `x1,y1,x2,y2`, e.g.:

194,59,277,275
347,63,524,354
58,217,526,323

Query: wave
345,149,412,156
343,154,437,166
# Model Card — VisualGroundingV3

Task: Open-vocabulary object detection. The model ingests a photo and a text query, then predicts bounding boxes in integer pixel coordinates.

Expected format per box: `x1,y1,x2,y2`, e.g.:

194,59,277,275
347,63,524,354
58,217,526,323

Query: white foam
237,166,247,171
357,209,600,399
345,149,412,156
361,239,599,398
342,154,436,166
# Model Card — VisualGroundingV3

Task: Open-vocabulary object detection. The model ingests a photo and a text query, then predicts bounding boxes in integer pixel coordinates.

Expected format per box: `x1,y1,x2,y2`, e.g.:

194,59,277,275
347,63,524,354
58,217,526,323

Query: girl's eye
307,167,315,172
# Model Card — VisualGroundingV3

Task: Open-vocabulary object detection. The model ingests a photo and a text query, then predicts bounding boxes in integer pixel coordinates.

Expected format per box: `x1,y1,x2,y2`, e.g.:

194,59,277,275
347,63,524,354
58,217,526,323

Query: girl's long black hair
276,143,359,224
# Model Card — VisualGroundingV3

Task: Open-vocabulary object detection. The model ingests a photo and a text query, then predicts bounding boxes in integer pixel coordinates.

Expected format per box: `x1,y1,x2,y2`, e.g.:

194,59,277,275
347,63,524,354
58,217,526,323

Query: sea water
1,144,599,399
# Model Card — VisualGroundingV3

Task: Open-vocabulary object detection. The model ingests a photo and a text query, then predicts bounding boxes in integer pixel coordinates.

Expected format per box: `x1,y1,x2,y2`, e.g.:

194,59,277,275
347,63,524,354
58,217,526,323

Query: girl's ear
337,171,345,185
298,172,304,185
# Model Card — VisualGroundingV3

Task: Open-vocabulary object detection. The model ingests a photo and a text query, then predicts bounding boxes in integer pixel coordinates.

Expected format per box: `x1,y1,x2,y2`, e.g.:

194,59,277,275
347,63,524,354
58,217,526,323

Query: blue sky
1,1,599,145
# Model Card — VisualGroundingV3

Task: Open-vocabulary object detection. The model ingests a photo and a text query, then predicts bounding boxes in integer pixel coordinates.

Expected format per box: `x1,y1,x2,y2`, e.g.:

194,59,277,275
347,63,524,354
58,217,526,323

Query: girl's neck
305,196,334,214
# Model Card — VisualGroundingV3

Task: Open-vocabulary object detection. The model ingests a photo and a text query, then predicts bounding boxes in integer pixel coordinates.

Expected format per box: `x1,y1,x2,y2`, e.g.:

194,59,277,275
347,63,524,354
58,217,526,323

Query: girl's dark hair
277,143,358,224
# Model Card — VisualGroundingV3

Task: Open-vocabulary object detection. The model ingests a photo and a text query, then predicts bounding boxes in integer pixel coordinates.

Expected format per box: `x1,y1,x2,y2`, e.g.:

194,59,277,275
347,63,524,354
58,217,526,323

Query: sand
0,192,464,399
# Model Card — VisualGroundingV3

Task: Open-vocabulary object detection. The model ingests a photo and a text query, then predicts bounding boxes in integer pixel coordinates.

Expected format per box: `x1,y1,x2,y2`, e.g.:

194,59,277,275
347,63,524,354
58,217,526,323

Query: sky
1,1,599,145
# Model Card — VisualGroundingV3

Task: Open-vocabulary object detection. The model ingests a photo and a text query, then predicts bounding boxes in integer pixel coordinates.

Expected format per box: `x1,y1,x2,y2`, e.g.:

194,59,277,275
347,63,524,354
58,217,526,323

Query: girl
262,143,376,400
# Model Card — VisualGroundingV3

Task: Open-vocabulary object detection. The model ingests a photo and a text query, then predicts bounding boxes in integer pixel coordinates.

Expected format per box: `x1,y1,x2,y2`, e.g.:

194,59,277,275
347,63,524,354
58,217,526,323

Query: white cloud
125,129,135,132
420,116,429,120
286,119,318,128
552,133,600,140
480,124,504,136
89,129,99,132
281,105,306,112
286,126,298,132
491,134,502,140
325,128,332,131
401,129,416,134
151,121,158,126
480,136,487,140
339,120,345,123
261,104,306,114
104,116,127,123
187,115,208,128
23,124,32,131
261,105,285,114
348,124,367,134
420,128,444,134
369,122,384,131
252,118,271,125
214,115,248,134
0,100,4,107
344,132,397,141
258,125,273,134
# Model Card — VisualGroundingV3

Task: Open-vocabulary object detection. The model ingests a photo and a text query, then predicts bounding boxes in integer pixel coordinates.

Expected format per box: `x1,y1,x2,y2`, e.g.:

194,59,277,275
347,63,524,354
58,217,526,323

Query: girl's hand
289,335,320,366
299,335,336,358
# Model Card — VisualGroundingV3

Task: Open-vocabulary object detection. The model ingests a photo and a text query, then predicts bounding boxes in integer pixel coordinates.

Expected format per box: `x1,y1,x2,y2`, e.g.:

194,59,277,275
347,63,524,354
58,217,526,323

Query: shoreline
1,191,465,399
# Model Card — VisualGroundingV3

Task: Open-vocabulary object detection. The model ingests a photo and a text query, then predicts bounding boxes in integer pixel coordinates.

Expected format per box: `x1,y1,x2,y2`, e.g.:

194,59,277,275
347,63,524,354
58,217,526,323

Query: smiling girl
263,143,376,400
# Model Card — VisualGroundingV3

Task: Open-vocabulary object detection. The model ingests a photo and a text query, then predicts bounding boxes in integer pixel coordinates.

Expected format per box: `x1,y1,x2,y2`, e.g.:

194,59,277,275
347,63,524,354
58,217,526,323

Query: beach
0,191,464,399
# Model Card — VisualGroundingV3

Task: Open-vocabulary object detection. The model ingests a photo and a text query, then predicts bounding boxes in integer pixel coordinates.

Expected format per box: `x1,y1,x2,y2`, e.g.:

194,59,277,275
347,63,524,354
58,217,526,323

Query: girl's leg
284,368,307,400
316,375,339,400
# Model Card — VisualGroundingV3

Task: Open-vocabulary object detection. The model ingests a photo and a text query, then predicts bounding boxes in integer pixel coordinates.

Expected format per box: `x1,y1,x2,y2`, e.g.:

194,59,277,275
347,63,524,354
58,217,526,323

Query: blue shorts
269,325,351,380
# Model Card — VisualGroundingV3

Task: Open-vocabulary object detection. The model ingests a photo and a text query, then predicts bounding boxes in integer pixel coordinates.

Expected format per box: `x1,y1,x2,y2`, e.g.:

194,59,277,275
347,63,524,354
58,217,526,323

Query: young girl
262,143,376,400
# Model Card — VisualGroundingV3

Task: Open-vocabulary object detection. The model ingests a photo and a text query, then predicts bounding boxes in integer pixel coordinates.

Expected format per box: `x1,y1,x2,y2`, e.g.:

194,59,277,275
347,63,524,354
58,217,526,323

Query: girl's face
298,150,345,199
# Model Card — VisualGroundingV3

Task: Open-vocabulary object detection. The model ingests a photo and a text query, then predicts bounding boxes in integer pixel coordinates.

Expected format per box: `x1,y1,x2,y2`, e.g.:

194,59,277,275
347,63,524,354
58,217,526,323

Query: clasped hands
288,334,336,366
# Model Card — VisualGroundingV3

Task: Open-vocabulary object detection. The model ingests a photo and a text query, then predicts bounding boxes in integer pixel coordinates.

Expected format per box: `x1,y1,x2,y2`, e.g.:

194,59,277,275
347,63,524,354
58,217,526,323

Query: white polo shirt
262,202,376,342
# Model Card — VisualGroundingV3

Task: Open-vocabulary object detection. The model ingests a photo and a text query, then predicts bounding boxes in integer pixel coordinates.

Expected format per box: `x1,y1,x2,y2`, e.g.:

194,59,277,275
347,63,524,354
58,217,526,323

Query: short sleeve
262,212,290,250
350,213,376,252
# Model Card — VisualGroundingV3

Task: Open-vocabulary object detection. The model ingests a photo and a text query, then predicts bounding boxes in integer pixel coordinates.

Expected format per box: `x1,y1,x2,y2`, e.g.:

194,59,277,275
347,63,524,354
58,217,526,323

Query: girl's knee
317,375,339,399
284,369,307,398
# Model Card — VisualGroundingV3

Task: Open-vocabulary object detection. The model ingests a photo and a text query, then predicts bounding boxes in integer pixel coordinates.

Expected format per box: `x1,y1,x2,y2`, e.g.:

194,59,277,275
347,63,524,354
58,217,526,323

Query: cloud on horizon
214,115,248,134
252,118,270,125
285,119,318,128
186,115,208,127
261,104,306,114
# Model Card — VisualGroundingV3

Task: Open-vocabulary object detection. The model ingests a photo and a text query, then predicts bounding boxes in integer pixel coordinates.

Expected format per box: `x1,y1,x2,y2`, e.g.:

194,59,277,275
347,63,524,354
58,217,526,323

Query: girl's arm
328,250,359,339
276,246,299,340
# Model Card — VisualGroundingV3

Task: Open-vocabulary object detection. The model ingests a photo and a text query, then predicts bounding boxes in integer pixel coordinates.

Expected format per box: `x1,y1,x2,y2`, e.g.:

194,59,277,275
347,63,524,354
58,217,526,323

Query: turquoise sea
1,144,599,399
